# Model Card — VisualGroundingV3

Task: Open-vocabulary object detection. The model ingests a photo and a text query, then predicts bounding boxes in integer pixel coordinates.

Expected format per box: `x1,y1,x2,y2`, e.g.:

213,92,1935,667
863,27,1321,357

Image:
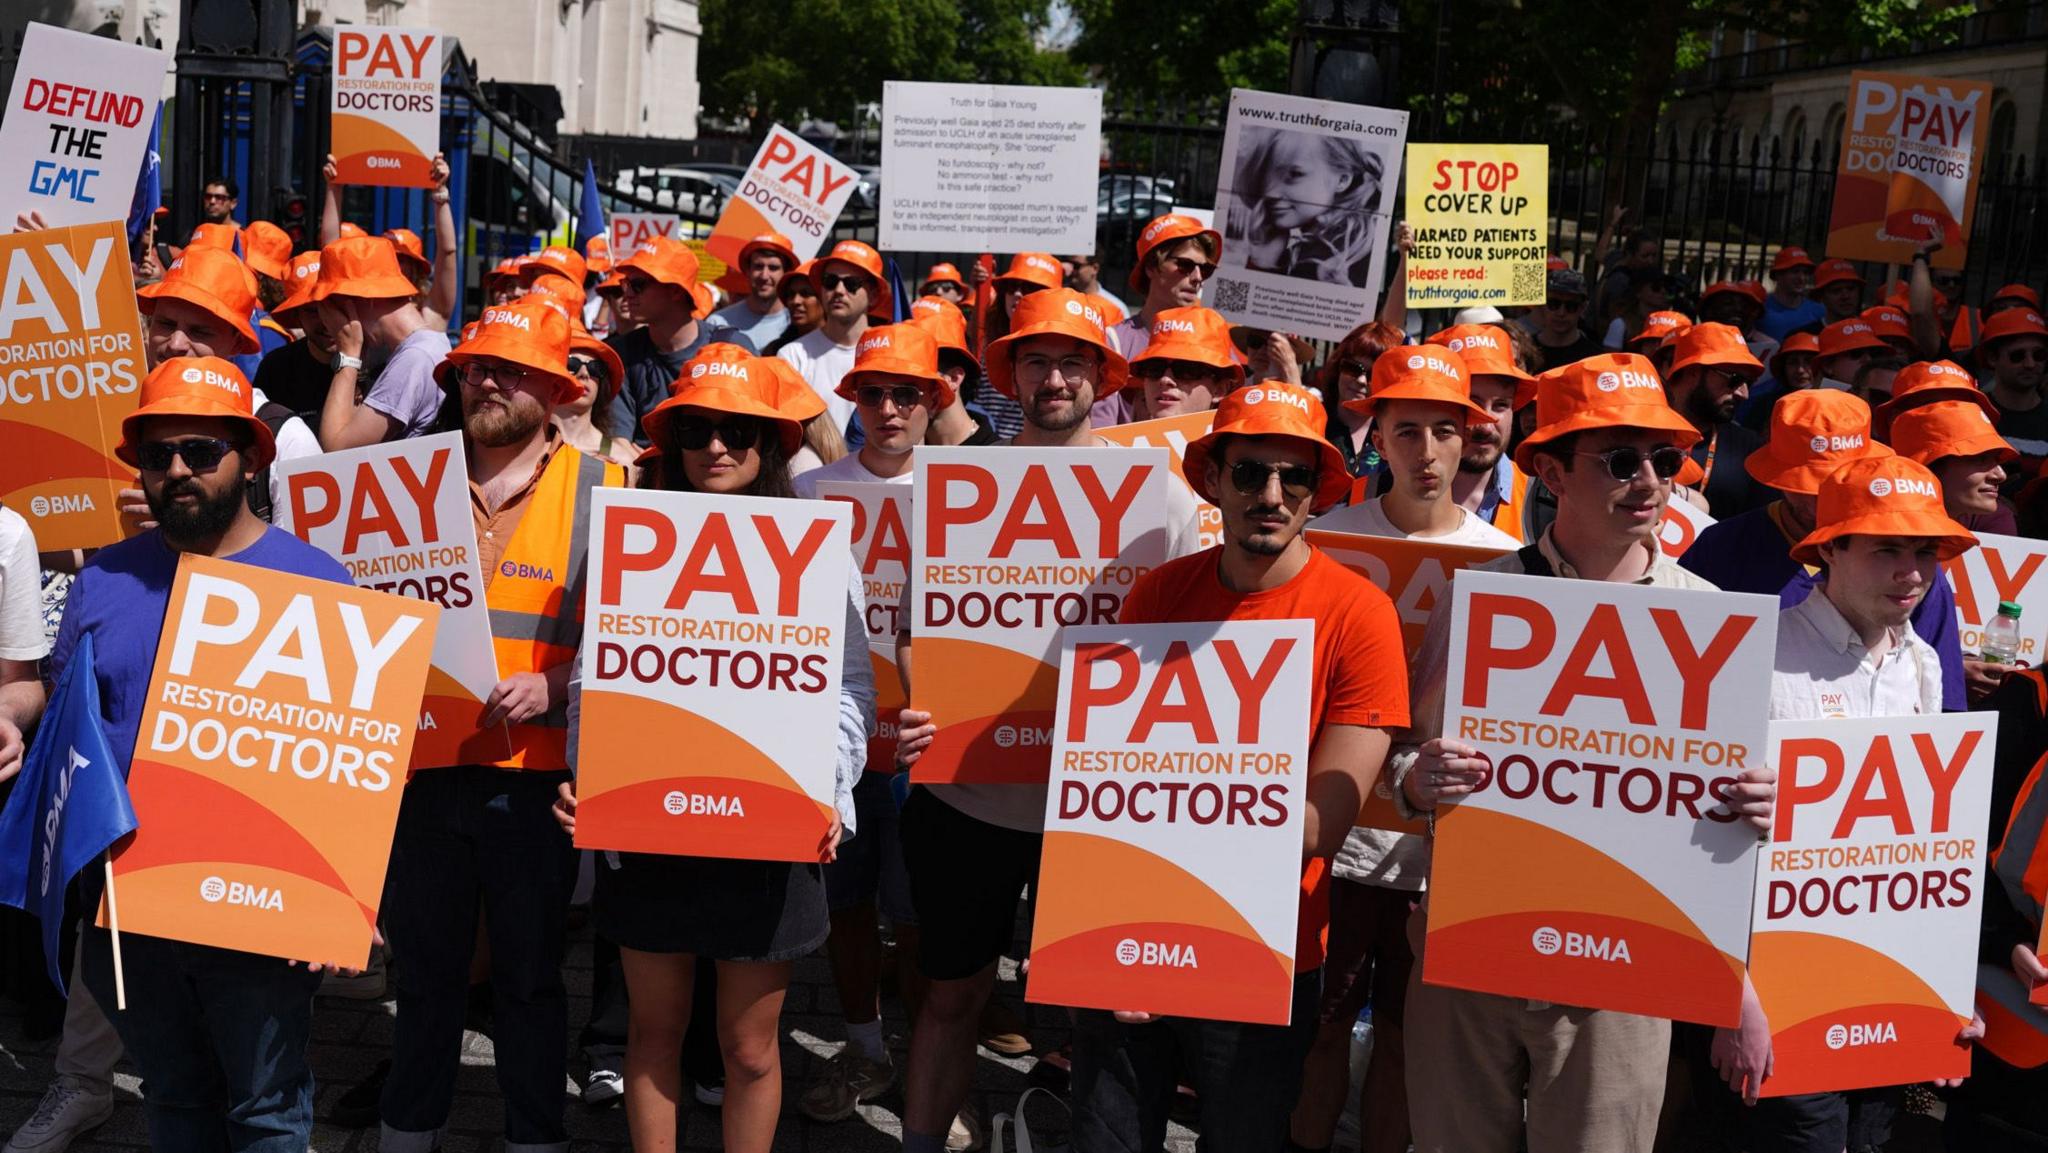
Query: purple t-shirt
365,326,452,438
1090,315,1151,427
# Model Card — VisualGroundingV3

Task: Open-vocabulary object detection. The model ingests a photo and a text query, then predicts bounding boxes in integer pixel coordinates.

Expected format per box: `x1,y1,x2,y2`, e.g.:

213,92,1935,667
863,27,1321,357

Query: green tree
1066,0,1296,103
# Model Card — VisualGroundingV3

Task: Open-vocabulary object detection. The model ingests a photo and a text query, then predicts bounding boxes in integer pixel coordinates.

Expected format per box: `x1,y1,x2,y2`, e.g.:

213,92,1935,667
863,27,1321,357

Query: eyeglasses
568,355,608,381
459,361,536,390
2006,346,2048,364
818,272,871,293
855,384,926,410
201,192,232,203
1577,445,1687,481
671,417,760,452
1337,359,1372,377
1228,460,1319,499
1163,256,1216,280
1130,359,1223,383
1545,298,1586,313
137,437,239,473
620,276,657,295
1015,354,1100,384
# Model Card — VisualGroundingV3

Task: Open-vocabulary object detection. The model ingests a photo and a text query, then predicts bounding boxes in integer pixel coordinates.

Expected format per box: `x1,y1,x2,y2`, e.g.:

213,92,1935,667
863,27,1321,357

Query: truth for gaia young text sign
0,23,168,229
1029,621,1312,1025
1427,570,1779,1027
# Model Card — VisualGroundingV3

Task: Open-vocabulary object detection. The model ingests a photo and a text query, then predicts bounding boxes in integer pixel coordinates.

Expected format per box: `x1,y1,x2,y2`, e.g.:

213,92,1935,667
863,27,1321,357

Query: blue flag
575,159,607,256
887,256,909,323
126,109,163,244
0,634,136,993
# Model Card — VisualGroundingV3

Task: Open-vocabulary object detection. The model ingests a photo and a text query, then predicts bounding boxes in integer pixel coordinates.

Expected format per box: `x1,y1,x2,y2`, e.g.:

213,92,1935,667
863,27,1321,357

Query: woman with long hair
1318,320,1406,479
556,353,872,1153
1228,127,1386,285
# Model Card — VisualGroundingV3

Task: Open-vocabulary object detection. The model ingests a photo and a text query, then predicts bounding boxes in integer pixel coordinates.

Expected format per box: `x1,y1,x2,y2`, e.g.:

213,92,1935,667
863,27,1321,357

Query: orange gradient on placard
332,113,435,188
911,636,1060,785
1028,831,1295,1024
411,666,510,769
575,689,832,861
707,201,776,269
1426,807,1747,1026
1752,930,1968,1095
867,649,905,774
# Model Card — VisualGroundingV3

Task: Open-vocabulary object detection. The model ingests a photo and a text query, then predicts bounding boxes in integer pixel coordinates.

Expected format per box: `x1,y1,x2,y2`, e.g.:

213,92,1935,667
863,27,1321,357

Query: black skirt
593,851,828,962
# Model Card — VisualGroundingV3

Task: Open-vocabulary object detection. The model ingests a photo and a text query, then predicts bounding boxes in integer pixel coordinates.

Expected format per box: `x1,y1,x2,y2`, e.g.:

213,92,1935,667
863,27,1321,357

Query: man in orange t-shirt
1067,384,1410,1152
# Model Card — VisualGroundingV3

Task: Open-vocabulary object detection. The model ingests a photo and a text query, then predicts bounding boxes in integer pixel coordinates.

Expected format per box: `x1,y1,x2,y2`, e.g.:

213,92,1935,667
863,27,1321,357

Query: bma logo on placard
1530,925,1632,963
28,494,95,518
1825,1021,1898,1050
662,789,746,818
1114,936,1199,969
992,724,1051,749
198,875,284,911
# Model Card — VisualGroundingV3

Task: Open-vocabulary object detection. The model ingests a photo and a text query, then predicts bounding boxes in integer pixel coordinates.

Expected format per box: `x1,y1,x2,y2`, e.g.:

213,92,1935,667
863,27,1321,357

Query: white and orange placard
0,24,168,230
275,432,507,769
1827,71,1991,268
1750,713,1994,1095
329,26,442,188
911,447,1170,785
1427,570,1778,1026
1656,495,1715,561
611,212,680,255
109,555,438,966
706,125,858,269
0,220,145,551
1028,620,1312,1024
1944,531,2048,664
1099,411,1222,550
815,481,910,773
1308,529,1508,835
575,488,851,861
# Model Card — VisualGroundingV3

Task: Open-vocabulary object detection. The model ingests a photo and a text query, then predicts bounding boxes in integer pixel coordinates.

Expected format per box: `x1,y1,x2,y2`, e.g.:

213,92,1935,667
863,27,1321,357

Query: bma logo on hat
1596,371,1622,392
294,260,319,281
1407,351,1461,378
691,360,748,380
1243,386,1312,415
1868,477,1893,497
182,365,244,397
1448,331,1502,354
1843,322,1873,337
1025,255,1059,274
482,307,533,331
1594,368,1658,393
912,299,941,316
1811,433,1863,454
1154,316,1196,336
1062,298,1105,330
1140,216,1180,246
858,333,891,355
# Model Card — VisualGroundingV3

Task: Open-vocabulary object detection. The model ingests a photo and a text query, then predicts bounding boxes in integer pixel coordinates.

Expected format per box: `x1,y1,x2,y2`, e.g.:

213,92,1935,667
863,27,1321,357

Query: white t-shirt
253,387,323,517
1310,496,1521,551
792,449,912,499
0,507,49,662
1770,590,1943,720
777,328,858,436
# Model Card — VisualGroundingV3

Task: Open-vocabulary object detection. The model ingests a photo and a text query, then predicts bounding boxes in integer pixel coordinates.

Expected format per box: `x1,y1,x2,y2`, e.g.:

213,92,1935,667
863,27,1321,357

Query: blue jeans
1068,970,1321,1153
78,926,321,1152
378,765,576,1153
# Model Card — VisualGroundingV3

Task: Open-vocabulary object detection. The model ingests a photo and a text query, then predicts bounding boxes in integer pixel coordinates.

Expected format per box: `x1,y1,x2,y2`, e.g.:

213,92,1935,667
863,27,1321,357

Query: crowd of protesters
0,131,2045,1153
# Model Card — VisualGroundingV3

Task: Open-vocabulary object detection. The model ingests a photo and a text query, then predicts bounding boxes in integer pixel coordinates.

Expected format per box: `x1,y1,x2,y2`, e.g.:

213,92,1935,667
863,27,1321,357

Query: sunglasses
460,361,537,389
671,417,761,452
567,355,607,380
1164,256,1217,280
1577,445,1687,481
620,276,658,294
1545,298,1586,313
1228,459,1319,499
1130,359,1223,382
137,437,240,473
1336,358,1372,377
818,272,871,293
855,384,926,409
2006,347,2048,364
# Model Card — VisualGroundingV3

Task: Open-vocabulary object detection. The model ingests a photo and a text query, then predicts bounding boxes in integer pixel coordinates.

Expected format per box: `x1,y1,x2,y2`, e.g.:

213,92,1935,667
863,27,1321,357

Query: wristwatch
332,352,364,372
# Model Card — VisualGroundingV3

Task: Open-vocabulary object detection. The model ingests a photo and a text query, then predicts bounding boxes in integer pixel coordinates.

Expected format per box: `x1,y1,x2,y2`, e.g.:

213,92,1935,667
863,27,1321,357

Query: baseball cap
1744,389,1891,495
117,356,275,469
1547,268,1589,300
1183,384,1351,511
1513,353,1700,474
1791,454,1975,565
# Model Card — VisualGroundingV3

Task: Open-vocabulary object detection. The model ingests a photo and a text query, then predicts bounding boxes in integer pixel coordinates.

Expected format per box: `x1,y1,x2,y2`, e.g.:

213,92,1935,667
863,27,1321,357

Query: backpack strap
1516,542,1554,578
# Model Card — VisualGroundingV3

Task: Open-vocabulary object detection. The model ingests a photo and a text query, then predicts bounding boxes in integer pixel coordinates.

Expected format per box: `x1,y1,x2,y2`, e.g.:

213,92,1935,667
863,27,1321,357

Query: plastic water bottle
1348,1003,1375,1087
1982,601,2024,666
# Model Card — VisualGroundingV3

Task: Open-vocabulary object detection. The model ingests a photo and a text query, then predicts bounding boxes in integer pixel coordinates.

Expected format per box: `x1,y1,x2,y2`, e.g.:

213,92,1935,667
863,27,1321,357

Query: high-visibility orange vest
1490,465,1531,544
485,447,622,770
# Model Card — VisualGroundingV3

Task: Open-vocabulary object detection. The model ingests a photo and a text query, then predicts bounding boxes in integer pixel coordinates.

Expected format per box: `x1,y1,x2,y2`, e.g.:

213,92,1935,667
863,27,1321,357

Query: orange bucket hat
984,287,1129,399
1771,246,1816,273
1183,384,1351,511
337,222,368,240
1874,359,1997,435
270,252,324,321
584,235,614,274
1992,284,2042,310
1981,307,2048,348
437,298,580,403
1744,389,1891,495
1666,322,1764,379
137,246,260,354
837,323,954,409
312,236,420,302
1862,305,1912,342
735,232,799,271
1513,353,1701,474
1891,400,2015,467
616,236,701,289
1814,259,1866,290
1791,454,1976,565
568,321,624,406
816,240,892,319
240,221,293,281
483,257,526,294
1129,213,1222,293
118,356,276,469
907,299,980,389
668,342,753,398
1428,322,1535,404
1817,317,1889,361
524,244,588,287
995,252,1064,293
1129,306,1244,389
1770,332,1820,379
384,228,430,278
1701,280,1767,311
644,355,825,456
1629,311,1693,350
1347,344,1491,424
920,262,966,290
526,270,586,312
186,222,239,252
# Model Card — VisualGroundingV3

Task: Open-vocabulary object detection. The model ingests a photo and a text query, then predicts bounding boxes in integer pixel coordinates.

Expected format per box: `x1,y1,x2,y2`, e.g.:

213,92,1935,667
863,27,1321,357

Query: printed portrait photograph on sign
1221,125,1390,286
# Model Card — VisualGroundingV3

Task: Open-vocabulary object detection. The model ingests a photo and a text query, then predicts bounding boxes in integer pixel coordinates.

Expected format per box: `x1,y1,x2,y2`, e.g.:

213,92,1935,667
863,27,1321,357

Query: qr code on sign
1512,262,1545,304
1211,277,1251,312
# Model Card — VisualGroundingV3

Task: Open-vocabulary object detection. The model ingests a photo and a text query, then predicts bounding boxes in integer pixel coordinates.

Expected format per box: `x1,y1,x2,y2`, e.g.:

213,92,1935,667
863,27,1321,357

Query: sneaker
583,1065,624,1107
946,1107,985,1152
318,944,387,1000
693,1078,725,1108
797,1046,895,1122
5,1076,113,1153
323,1058,388,1129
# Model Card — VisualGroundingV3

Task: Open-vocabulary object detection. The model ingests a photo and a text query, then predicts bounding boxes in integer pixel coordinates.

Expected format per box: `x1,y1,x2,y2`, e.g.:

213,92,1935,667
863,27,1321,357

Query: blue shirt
1758,295,1826,343
230,307,291,383
50,527,354,778
702,300,791,349
1678,504,1966,710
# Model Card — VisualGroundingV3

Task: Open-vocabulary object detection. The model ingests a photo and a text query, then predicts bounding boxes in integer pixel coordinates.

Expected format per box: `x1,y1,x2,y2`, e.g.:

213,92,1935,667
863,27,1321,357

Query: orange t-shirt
1119,545,1411,971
